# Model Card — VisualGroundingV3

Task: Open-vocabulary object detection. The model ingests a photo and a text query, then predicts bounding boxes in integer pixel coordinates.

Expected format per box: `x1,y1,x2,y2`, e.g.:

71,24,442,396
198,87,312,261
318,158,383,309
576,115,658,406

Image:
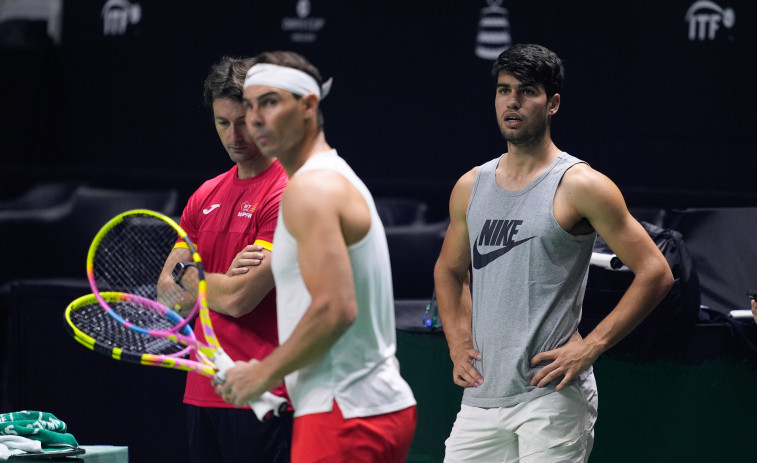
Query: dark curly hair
491,44,564,99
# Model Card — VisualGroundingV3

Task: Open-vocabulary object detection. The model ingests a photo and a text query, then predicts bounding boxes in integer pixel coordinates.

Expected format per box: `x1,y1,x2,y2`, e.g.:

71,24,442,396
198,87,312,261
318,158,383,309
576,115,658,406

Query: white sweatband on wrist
244,63,332,100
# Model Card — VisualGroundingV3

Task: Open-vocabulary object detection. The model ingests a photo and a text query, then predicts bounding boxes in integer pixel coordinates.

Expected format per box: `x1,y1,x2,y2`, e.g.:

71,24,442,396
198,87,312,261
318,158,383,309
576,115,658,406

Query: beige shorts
444,372,598,463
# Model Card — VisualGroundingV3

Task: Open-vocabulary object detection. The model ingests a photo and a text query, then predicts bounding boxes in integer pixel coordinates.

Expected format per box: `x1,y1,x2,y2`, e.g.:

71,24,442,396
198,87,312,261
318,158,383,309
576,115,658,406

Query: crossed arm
158,244,273,318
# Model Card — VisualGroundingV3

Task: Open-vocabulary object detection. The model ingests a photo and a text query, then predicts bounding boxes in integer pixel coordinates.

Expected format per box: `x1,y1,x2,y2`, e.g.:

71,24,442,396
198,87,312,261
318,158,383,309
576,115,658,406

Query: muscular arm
531,165,673,389
433,168,484,388
216,171,368,404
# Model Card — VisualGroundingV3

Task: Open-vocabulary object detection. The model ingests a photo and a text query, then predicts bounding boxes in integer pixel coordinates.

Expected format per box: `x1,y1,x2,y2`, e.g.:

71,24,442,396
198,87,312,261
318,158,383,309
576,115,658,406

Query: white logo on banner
685,0,735,41
282,0,326,43
101,0,141,36
475,0,512,60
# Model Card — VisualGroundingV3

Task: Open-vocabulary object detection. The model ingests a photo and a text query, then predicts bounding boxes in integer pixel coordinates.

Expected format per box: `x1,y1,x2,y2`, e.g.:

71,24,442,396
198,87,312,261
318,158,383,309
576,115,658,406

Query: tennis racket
65,208,287,420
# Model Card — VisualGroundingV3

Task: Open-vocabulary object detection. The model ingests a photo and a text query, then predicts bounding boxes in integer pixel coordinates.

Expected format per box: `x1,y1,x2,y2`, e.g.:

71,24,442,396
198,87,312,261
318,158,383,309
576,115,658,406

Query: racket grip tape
212,349,288,421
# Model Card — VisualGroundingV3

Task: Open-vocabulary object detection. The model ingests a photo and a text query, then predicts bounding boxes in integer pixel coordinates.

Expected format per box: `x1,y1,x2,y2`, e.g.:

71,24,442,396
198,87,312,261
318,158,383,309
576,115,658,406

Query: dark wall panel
2,0,756,207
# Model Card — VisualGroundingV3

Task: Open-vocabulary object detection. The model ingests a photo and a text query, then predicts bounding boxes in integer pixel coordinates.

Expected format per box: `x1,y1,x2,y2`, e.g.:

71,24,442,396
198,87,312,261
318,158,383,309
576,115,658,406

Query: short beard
500,117,549,147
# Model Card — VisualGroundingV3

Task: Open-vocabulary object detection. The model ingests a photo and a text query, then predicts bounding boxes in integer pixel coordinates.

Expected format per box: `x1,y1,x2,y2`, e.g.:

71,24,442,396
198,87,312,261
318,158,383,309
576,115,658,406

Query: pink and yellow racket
64,209,287,420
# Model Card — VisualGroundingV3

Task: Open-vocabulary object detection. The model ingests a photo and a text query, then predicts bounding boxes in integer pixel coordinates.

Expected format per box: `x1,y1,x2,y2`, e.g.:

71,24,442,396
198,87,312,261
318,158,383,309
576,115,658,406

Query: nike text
478,219,523,246
472,219,536,269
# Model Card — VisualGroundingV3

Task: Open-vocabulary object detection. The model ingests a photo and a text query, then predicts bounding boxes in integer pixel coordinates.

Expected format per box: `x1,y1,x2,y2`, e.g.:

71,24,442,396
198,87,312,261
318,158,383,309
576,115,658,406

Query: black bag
580,221,703,349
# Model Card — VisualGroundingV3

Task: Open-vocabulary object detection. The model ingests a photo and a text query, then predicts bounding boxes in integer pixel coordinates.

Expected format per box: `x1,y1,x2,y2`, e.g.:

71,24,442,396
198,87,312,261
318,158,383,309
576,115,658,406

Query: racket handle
212,349,289,421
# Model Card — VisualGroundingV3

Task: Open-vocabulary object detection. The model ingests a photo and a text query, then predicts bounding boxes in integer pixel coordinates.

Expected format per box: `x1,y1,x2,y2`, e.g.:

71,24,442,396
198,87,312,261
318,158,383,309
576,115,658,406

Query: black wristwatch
172,261,196,289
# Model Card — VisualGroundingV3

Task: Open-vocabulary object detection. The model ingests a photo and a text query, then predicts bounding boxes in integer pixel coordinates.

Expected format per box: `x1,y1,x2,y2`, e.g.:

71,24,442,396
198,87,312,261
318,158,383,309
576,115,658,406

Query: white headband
244,63,332,100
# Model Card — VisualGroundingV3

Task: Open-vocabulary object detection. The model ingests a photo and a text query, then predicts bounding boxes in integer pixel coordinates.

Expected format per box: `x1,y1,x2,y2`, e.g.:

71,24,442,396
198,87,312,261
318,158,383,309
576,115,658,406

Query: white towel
0,435,42,460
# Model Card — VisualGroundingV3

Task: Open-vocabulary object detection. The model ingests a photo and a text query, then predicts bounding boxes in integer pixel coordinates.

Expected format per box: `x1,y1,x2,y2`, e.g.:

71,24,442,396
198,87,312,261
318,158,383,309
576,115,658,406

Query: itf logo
685,0,735,41
281,0,326,43
101,0,141,36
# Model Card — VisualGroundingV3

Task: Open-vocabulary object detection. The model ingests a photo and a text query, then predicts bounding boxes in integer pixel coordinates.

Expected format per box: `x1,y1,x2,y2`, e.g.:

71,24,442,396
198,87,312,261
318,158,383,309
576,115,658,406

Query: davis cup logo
282,0,326,43
685,1,735,41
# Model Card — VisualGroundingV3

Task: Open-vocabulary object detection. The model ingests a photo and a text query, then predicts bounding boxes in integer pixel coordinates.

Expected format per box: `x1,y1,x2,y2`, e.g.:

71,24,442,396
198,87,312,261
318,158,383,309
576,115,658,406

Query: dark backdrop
2,2,757,461
2,0,756,214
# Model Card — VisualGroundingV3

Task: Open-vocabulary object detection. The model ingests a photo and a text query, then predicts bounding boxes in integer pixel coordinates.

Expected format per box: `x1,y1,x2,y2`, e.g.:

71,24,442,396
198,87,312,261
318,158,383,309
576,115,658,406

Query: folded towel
0,443,23,460
0,435,43,460
0,411,78,450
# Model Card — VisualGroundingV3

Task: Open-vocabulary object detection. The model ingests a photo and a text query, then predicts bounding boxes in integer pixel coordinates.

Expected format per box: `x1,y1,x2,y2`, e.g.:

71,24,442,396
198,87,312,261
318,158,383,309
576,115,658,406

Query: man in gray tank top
434,44,673,462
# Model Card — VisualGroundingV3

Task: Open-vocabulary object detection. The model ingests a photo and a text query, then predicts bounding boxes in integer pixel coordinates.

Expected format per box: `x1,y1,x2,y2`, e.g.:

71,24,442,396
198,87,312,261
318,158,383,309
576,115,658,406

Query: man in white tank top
213,51,417,463
434,44,673,462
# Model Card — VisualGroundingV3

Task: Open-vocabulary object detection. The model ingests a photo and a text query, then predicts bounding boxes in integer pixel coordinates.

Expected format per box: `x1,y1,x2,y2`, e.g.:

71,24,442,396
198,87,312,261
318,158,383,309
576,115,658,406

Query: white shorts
444,372,598,463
